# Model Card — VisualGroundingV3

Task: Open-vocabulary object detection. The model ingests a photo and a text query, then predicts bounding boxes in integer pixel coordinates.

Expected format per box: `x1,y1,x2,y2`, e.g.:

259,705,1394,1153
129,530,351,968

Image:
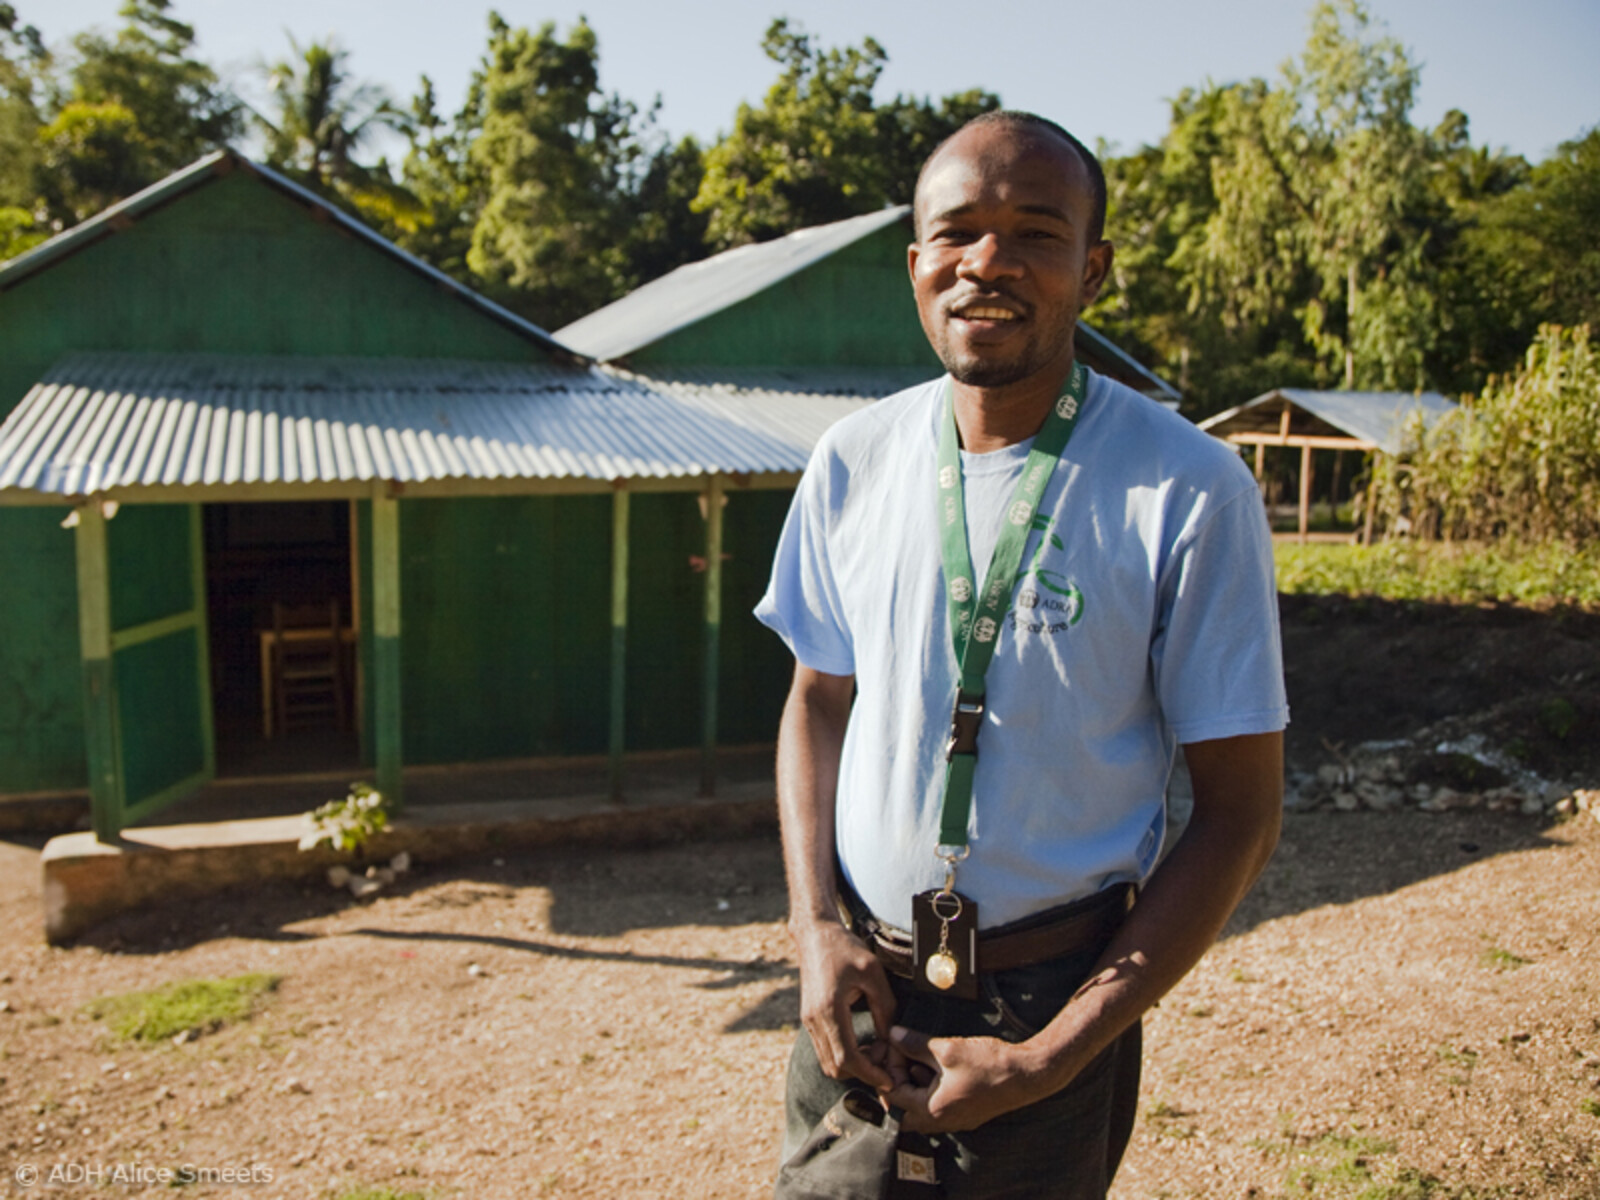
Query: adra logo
949,576,972,603
939,465,958,489
973,617,998,643
1055,394,1079,421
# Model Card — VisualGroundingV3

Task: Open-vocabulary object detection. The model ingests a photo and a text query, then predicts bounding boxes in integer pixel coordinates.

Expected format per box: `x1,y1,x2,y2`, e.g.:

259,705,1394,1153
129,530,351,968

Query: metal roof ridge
0,150,230,289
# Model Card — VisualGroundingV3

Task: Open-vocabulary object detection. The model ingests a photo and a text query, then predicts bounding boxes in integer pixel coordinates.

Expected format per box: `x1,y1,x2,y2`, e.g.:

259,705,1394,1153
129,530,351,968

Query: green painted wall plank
715,490,794,744
0,509,85,792
114,630,204,807
108,505,193,631
396,495,612,765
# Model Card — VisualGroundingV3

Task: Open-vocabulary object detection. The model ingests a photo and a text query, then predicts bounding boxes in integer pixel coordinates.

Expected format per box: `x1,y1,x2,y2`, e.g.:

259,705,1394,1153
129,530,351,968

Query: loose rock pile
1288,733,1596,821
325,850,412,898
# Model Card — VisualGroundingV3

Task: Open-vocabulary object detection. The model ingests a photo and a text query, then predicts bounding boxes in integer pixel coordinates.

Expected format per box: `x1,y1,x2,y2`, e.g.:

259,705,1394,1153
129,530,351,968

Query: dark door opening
203,501,359,777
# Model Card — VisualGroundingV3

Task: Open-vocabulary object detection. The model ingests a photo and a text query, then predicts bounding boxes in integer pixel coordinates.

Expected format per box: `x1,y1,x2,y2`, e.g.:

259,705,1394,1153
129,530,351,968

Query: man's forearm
1023,731,1284,1095
775,667,854,930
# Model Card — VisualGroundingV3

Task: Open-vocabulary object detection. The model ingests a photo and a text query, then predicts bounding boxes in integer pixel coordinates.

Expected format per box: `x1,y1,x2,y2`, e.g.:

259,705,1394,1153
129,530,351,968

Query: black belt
841,881,1136,979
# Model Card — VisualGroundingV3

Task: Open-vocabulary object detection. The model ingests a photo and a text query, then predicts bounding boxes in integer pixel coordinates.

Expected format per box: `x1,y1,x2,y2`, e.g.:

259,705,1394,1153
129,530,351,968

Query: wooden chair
271,600,345,736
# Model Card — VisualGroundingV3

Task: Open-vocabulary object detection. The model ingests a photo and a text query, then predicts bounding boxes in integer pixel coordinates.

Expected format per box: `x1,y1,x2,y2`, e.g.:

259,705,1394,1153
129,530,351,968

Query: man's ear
1081,239,1114,308
907,240,921,287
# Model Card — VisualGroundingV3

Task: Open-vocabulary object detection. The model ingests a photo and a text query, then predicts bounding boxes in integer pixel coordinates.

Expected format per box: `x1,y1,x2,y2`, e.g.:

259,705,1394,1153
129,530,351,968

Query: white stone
347,877,382,899
468,963,486,977
1317,764,1344,787
326,866,351,889
1333,792,1359,812
1519,797,1545,816
389,852,411,874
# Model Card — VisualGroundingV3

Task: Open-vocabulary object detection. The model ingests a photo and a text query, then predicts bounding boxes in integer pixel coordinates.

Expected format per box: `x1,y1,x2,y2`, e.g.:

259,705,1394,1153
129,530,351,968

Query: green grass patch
1478,945,1531,972
329,1188,432,1200
1581,1098,1600,1118
85,972,280,1044
1256,1129,1454,1198
1274,541,1600,607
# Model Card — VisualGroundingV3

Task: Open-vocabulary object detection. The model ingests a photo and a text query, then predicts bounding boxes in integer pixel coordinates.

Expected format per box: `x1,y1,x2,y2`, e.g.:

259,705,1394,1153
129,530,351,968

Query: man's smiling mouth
957,306,1020,321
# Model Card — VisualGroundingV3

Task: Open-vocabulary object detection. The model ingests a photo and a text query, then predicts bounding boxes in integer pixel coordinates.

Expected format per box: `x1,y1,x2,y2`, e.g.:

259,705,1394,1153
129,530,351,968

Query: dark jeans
780,945,1141,1199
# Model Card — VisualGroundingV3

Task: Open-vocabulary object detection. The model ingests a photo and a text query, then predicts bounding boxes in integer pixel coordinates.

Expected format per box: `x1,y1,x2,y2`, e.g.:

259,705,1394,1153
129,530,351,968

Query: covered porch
0,351,847,842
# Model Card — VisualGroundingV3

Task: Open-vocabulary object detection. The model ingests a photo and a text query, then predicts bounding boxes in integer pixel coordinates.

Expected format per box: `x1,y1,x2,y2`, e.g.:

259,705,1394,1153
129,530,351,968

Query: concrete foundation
41,783,776,943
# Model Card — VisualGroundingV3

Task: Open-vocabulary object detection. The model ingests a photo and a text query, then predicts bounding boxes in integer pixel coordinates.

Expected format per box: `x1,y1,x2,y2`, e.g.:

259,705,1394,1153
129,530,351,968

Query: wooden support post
700,477,725,797
1253,442,1266,486
609,487,630,802
1298,443,1314,545
74,502,122,842
1329,450,1344,529
190,505,216,781
1363,453,1378,545
371,490,403,806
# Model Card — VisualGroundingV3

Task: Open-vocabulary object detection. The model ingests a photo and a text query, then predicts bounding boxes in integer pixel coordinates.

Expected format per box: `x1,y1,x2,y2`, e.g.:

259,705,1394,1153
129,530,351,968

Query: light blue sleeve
753,444,856,677
1151,482,1289,744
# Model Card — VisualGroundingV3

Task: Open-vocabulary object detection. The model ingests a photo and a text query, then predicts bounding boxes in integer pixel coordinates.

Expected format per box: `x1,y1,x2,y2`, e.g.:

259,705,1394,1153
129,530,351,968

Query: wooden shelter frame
1215,396,1381,545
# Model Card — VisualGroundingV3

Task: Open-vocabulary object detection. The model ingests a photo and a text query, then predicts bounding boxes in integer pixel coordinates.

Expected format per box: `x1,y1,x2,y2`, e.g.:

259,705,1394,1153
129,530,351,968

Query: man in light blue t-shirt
758,111,1287,1198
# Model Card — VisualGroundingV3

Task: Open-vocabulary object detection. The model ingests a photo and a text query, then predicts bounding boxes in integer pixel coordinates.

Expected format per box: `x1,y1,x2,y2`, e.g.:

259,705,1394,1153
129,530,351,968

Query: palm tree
256,36,421,227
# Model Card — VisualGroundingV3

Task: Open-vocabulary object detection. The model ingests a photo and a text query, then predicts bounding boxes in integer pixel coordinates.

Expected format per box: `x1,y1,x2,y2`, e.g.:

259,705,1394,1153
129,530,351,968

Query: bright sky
30,0,1600,164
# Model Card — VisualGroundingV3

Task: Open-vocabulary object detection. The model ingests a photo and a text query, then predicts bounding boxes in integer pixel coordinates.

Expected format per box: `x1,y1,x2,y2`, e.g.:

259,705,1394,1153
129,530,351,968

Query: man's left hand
881,1025,1051,1133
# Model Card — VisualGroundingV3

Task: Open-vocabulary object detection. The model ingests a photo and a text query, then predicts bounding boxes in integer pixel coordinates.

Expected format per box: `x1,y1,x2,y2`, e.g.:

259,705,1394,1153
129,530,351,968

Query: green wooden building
0,166,1179,842
0,152,824,838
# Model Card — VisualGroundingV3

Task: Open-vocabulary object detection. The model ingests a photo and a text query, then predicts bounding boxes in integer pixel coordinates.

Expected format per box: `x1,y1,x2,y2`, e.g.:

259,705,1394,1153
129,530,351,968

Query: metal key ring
930,890,964,922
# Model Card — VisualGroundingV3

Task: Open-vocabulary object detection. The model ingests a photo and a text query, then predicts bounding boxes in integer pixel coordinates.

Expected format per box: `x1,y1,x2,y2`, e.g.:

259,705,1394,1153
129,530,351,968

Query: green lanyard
935,363,1087,852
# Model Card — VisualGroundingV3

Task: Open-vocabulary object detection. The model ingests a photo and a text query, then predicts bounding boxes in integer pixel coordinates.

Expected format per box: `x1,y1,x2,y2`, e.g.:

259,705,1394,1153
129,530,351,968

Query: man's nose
957,232,1024,282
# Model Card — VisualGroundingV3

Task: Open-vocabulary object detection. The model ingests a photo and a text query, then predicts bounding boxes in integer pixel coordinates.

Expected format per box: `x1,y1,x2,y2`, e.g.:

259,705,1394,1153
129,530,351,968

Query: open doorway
203,501,359,778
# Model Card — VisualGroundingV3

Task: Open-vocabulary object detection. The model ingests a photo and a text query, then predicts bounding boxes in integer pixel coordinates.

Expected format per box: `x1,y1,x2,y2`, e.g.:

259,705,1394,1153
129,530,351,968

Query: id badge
911,889,979,1000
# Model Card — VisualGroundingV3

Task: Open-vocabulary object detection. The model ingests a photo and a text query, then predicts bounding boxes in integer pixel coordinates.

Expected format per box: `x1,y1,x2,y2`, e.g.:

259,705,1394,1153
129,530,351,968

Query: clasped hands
797,923,1051,1134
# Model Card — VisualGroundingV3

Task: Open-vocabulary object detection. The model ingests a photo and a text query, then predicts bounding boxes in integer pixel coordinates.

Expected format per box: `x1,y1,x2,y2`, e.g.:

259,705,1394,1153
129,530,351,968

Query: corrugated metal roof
0,151,579,363
1198,388,1458,456
0,353,901,499
555,207,913,361
554,204,1181,403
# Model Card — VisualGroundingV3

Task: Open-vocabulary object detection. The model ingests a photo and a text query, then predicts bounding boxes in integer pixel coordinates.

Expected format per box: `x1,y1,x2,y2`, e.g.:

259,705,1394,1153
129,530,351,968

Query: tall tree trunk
1344,259,1357,389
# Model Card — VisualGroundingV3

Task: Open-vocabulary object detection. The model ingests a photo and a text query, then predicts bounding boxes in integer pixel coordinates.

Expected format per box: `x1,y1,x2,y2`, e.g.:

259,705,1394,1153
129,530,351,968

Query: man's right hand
791,917,898,1091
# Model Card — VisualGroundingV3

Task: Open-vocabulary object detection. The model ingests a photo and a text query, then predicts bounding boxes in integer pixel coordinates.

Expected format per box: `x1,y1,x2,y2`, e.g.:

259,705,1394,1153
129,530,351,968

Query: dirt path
2,810,1595,1199
2,599,1598,1198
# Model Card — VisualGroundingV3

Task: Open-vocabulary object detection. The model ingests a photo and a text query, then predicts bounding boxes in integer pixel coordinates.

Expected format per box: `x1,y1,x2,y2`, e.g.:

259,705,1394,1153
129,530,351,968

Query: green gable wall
628,223,942,370
0,170,545,417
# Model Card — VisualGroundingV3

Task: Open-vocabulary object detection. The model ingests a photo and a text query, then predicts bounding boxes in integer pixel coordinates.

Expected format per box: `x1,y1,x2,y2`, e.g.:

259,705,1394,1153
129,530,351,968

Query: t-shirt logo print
949,576,972,603
1007,500,1032,526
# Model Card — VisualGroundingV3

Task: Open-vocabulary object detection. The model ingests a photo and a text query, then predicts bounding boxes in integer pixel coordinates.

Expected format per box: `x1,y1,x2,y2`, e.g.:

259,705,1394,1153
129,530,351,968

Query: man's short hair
914,110,1107,246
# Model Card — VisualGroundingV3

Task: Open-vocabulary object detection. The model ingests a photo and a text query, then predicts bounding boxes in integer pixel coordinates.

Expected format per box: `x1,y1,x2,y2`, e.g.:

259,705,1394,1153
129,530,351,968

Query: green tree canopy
694,20,998,248
39,0,238,224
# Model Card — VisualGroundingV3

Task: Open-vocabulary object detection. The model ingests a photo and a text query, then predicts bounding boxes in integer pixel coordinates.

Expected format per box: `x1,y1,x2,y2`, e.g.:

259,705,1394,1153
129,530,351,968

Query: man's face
909,124,1112,390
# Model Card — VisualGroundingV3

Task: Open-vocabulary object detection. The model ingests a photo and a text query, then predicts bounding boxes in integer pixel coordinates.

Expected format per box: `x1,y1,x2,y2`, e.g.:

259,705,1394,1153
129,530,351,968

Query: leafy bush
1276,540,1600,607
299,782,392,853
1373,324,1600,544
